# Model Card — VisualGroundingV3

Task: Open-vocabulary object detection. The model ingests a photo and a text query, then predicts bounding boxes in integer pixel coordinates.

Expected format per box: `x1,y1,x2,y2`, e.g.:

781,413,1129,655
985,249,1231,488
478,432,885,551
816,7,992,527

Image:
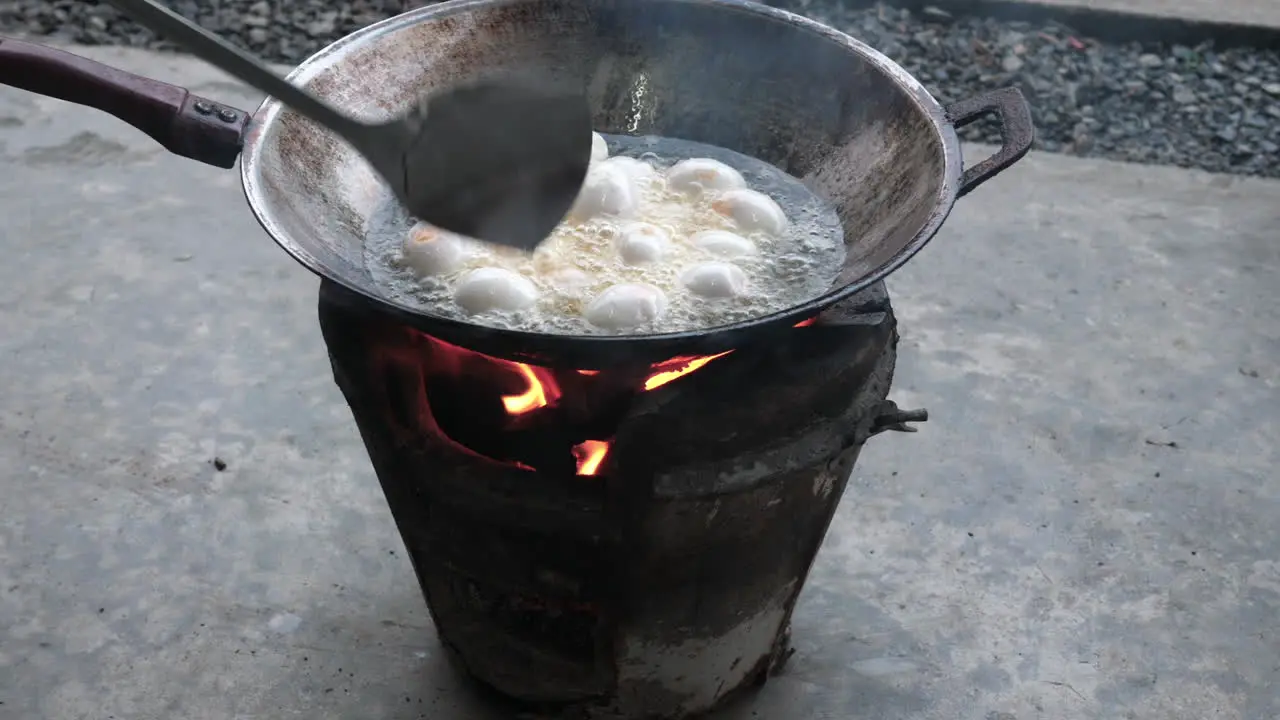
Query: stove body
318,280,918,719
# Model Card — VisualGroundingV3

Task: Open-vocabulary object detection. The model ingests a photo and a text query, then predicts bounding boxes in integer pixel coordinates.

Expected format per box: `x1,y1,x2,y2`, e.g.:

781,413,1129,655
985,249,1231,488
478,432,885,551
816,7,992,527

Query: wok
0,0,1033,368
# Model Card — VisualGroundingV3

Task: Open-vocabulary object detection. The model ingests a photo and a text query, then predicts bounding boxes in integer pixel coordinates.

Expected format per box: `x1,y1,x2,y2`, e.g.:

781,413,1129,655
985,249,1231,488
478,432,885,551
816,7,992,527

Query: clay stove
317,278,924,719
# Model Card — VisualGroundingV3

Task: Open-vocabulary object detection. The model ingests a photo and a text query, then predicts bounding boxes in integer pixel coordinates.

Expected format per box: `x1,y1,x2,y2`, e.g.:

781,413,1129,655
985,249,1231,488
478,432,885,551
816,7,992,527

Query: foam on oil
363,134,846,335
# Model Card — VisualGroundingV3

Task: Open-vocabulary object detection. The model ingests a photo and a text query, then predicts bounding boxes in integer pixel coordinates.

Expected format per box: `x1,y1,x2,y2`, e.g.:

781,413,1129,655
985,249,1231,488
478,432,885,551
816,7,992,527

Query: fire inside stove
385,317,816,476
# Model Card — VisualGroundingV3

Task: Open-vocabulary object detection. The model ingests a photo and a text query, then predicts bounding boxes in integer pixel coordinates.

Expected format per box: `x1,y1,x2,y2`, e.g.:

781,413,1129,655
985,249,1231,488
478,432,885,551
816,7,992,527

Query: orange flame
572,440,610,476
502,364,552,414
642,351,733,391
636,319,815,391
418,319,818,476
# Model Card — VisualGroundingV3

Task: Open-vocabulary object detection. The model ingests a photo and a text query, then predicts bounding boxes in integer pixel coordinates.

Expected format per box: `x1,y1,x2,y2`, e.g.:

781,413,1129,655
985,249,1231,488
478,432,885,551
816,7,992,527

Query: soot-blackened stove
318,279,925,719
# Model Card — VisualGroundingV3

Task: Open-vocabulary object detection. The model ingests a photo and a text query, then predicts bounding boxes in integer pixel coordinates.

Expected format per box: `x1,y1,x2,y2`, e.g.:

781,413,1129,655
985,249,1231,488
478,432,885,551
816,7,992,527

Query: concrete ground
0,46,1277,720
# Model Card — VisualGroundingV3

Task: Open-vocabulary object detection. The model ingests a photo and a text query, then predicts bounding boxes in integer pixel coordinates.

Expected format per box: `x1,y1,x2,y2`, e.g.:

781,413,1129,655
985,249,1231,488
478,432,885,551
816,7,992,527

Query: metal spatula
107,0,592,252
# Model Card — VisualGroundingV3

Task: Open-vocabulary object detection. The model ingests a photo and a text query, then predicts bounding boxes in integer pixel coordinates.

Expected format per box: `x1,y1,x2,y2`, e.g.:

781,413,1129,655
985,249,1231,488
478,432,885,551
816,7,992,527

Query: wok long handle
0,37,248,169
946,87,1035,198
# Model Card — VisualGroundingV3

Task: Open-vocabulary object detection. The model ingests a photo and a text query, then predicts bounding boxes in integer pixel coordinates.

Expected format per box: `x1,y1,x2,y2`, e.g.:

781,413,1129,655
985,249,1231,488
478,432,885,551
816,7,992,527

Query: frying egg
547,267,592,292
400,224,469,276
681,262,748,298
584,283,668,330
591,132,609,163
616,222,671,265
691,229,757,258
568,164,637,222
602,156,658,185
666,158,746,195
712,188,788,236
454,267,538,314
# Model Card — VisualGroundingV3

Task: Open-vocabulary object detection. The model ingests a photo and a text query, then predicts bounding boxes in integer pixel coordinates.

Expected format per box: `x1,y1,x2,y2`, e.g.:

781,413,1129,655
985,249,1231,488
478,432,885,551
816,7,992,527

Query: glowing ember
642,351,733,391
573,440,610,475
577,369,601,376
794,316,818,328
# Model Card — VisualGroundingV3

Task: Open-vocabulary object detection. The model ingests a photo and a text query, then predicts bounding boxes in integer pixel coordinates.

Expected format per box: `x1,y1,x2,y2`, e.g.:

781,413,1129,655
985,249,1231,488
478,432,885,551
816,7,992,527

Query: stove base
318,281,906,719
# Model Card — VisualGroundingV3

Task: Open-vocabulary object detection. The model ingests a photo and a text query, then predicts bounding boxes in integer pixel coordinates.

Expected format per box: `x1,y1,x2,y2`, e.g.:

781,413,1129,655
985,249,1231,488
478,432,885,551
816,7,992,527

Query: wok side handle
0,37,248,169
945,87,1034,198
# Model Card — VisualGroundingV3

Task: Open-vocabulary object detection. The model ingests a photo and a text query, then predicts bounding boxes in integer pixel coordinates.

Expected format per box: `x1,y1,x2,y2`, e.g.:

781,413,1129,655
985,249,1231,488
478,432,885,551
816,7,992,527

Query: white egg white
591,132,609,163
712,188,789,236
616,222,671,265
666,158,746,195
601,156,658,185
584,283,668,330
454,267,539,314
400,224,469,276
681,262,748,298
547,267,592,292
568,164,638,222
691,229,758,259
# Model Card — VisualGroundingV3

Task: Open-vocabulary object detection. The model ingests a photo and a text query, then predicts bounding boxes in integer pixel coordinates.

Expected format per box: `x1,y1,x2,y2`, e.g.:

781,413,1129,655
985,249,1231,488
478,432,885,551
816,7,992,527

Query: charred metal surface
318,279,900,719
944,87,1035,197
240,0,1030,367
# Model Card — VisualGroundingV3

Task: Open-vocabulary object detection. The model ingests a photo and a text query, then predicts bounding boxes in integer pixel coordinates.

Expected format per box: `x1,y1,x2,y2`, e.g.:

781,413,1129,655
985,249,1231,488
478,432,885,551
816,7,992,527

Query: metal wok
0,0,1033,368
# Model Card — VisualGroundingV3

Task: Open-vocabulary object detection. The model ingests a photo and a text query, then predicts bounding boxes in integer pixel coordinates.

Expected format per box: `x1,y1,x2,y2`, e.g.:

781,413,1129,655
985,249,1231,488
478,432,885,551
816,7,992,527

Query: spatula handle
105,0,370,141
0,37,247,168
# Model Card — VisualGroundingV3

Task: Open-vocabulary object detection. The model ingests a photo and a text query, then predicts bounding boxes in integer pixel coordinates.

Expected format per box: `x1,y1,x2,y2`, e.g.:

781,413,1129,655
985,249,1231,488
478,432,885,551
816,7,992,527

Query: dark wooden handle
0,36,248,169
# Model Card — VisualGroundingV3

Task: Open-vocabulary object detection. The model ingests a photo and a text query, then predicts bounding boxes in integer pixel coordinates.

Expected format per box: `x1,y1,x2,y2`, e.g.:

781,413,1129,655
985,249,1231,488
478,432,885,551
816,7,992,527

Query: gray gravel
4,0,1279,177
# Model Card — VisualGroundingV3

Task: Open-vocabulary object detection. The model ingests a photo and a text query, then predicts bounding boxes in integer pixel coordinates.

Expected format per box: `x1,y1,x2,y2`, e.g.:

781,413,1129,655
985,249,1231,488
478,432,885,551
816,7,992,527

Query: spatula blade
400,80,593,252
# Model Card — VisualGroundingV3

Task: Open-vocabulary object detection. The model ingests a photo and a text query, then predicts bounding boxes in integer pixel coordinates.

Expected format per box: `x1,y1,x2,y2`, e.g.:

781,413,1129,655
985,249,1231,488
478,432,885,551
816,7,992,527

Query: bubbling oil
363,134,846,335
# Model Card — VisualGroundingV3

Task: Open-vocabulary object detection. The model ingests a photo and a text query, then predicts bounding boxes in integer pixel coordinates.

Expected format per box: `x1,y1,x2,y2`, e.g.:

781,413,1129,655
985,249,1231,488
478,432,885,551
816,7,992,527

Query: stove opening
383,321,813,476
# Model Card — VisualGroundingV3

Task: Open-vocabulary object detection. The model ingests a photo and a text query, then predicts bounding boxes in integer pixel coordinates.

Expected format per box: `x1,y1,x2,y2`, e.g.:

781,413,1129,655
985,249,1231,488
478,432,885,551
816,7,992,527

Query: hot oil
363,134,846,335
